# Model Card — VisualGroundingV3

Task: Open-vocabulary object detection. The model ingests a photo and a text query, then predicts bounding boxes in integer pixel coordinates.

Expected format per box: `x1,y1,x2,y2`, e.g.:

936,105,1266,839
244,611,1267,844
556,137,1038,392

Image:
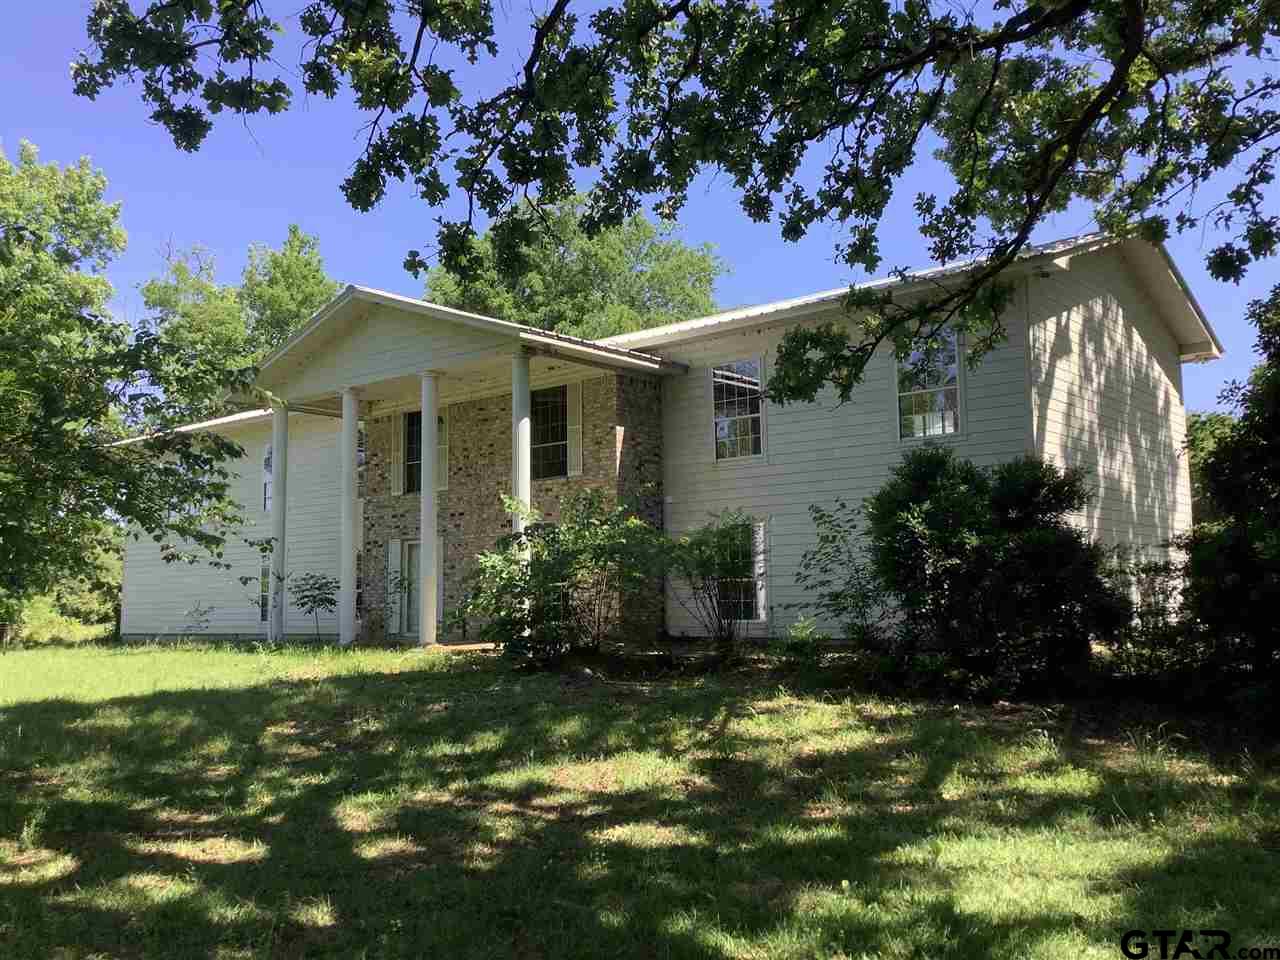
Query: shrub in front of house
667,509,760,658
789,499,893,649
289,572,340,640
864,447,1130,695
457,490,668,664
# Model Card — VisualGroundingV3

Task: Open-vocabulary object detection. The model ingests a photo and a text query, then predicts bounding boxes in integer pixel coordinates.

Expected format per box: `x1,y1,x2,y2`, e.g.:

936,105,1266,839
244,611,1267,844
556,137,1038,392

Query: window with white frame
531,386,568,480
262,443,273,511
897,329,960,438
717,522,763,622
404,411,422,493
713,360,764,460
259,556,270,623
403,410,449,493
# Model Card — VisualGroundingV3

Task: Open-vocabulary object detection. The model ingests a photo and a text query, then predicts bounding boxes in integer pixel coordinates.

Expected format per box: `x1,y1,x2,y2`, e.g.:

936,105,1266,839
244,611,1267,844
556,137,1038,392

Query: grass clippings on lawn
0,644,1277,959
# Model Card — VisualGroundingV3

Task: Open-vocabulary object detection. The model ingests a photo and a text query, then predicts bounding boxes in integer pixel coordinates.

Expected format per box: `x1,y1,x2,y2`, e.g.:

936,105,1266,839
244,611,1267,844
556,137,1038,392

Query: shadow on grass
0,655,1277,959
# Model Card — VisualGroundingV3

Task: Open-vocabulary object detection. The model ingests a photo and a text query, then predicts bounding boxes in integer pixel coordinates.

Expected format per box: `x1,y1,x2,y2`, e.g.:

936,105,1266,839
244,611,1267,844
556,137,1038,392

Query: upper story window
403,410,449,493
897,330,960,439
531,386,568,480
713,359,763,460
357,427,367,491
262,444,273,512
405,411,422,492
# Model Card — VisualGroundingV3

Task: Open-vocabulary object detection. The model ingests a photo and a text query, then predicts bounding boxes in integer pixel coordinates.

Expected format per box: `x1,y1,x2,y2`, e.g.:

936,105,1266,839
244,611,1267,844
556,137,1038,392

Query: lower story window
259,557,270,623
531,386,568,480
717,523,761,622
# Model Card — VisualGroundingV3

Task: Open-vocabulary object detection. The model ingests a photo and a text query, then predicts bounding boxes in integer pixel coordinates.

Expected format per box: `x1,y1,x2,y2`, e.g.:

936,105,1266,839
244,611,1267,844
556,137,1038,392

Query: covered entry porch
254,286,684,646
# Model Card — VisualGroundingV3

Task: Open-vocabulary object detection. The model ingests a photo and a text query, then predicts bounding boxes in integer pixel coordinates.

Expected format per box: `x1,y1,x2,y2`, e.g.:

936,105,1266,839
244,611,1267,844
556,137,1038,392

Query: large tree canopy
425,196,724,338
1180,284,1280,675
241,224,342,355
141,224,340,386
0,142,250,613
72,0,1280,397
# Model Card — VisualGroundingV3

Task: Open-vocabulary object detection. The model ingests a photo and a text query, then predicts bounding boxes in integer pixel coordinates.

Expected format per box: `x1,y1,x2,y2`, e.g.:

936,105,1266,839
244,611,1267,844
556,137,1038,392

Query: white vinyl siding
120,414,346,638
655,306,1030,639
266,304,510,401
1028,250,1192,551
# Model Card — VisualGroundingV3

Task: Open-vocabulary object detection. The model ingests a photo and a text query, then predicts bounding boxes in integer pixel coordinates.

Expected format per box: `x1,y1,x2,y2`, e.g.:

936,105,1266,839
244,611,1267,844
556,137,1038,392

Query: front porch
254,286,683,645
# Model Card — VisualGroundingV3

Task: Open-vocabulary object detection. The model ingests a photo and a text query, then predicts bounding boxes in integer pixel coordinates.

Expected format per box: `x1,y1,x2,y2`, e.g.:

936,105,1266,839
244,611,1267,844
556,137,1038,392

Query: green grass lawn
1,645,1277,959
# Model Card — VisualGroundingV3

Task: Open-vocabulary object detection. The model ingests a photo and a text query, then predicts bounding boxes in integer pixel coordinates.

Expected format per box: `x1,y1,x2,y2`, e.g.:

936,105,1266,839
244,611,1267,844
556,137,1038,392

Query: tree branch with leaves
72,0,1280,397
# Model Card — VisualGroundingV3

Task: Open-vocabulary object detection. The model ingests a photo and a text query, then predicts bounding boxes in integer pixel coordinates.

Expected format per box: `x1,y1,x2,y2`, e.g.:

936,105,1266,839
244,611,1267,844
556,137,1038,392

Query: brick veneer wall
361,372,663,643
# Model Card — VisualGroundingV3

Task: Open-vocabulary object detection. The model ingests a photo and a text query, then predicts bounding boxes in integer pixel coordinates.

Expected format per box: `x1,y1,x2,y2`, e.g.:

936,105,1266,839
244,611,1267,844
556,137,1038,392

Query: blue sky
2,5,1269,411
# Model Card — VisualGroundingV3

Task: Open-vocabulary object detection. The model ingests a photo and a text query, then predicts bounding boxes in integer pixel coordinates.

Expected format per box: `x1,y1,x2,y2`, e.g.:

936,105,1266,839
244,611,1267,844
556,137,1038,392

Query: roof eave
598,233,1223,363
257,285,685,382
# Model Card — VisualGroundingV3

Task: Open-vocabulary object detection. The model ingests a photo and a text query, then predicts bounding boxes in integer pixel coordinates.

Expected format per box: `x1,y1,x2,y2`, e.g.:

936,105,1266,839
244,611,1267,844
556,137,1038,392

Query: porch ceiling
254,285,685,408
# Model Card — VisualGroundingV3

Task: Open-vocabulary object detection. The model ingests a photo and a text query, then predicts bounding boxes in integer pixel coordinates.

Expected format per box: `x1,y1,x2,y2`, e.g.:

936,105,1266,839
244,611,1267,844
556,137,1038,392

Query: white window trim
530,384,571,481
710,356,768,464
525,382,583,481
398,408,451,493
893,331,967,444
436,406,449,492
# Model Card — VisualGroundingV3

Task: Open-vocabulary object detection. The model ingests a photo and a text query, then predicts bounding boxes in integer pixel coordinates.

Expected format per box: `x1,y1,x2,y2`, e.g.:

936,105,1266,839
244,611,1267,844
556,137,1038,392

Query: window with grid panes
404,410,449,492
897,330,960,438
259,557,270,622
716,522,760,621
531,386,568,480
404,411,422,492
713,360,763,460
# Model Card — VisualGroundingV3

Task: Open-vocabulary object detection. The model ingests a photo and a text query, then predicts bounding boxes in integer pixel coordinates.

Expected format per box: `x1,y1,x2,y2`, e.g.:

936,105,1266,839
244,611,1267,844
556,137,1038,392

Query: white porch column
338,387,359,647
419,372,439,646
511,351,532,534
269,403,289,643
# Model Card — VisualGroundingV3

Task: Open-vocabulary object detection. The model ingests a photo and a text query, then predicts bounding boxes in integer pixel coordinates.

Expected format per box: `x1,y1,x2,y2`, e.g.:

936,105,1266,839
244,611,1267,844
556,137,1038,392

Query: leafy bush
1173,286,1280,695
791,499,891,647
1104,548,1207,679
12,594,114,645
668,510,758,657
457,491,668,664
864,447,1129,694
774,614,828,668
1179,521,1280,677
289,572,339,640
